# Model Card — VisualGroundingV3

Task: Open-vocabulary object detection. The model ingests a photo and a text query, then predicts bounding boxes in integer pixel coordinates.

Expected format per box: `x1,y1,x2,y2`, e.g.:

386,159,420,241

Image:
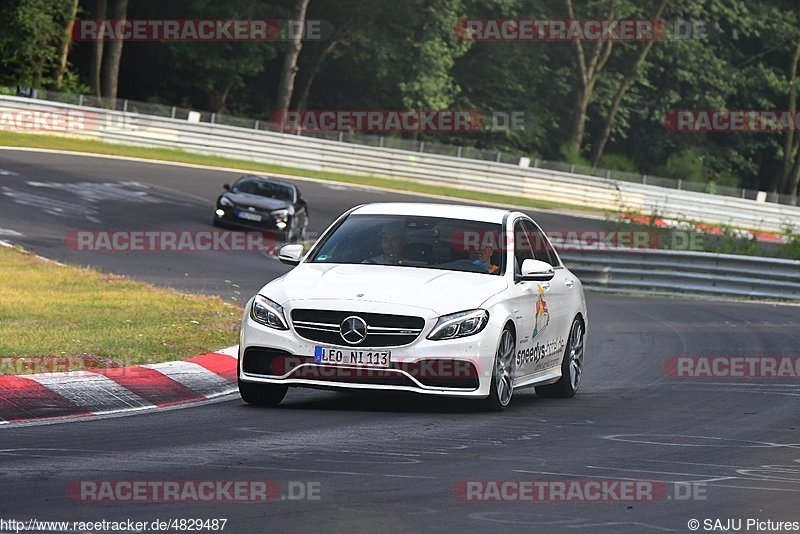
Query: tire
238,378,288,407
212,217,224,228
536,317,584,398
483,326,516,411
288,217,308,244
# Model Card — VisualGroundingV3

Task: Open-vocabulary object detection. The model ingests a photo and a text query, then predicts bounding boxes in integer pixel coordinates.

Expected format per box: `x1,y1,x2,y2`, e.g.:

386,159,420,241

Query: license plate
314,346,391,368
237,211,262,222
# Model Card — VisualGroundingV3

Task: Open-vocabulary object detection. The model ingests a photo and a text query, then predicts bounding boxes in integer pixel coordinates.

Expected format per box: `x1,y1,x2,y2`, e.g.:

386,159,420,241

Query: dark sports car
213,175,309,242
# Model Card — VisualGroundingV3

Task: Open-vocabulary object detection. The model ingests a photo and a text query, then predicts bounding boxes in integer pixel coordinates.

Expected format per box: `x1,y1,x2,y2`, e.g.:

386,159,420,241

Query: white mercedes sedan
238,203,587,410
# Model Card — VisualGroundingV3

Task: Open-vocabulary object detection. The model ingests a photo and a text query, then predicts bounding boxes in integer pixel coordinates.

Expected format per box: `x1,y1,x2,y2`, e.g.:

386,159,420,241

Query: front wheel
288,216,308,244
536,317,584,398
238,378,288,406
483,327,516,411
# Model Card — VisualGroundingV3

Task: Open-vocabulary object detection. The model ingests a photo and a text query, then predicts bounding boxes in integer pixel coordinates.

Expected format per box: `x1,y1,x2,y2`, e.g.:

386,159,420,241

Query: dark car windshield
231,178,294,202
310,215,505,275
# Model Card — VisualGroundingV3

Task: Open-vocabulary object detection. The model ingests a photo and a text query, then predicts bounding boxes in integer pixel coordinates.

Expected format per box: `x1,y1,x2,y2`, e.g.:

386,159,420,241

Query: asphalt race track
0,150,605,301
1,149,799,533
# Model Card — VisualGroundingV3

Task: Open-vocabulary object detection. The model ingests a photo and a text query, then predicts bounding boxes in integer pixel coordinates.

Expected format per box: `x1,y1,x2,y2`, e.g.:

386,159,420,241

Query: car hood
262,263,508,316
223,192,289,211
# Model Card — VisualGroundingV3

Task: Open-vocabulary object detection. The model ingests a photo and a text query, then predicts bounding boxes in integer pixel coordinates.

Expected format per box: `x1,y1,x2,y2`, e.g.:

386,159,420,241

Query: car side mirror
518,259,555,282
223,184,231,191
278,244,304,266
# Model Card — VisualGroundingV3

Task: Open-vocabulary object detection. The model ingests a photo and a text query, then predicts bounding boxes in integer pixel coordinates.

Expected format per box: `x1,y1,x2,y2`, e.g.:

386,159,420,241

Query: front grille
291,309,425,347
242,347,478,390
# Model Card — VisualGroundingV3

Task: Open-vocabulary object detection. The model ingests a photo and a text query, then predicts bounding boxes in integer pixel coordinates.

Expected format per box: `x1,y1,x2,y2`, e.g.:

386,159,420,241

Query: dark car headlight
271,209,289,230
427,309,489,340
250,295,288,330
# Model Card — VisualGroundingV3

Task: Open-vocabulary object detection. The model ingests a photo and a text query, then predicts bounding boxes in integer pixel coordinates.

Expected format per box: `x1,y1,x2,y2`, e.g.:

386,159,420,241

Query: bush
781,225,800,260
598,153,638,173
660,148,705,183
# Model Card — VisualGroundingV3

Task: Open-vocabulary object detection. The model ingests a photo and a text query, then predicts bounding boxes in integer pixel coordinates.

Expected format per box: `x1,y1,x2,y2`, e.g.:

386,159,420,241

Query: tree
589,0,668,166
89,0,106,96
55,0,80,88
101,0,127,100
292,0,369,111
0,0,69,87
399,0,473,112
563,0,616,160
274,0,311,128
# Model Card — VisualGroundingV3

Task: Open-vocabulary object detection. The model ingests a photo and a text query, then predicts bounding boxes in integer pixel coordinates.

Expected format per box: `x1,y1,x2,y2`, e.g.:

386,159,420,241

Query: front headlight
250,295,288,330
271,208,289,221
271,209,289,230
219,196,234,207
427,309,489,341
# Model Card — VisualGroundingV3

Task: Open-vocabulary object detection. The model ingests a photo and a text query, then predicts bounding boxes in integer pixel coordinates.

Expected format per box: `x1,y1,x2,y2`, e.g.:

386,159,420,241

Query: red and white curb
0,345,239,425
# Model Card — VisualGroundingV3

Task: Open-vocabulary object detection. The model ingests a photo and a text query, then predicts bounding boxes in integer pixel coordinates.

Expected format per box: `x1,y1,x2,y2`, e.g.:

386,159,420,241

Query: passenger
467,243,500,273
366,222,406,265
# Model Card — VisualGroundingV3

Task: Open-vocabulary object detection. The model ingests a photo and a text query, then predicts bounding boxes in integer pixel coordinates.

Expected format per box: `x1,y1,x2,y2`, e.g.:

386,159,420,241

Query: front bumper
214,208,290,239
238,305,502,398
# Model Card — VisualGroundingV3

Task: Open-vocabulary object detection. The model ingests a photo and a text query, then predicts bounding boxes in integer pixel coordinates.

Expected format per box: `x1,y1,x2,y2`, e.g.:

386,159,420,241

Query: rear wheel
238,378,288,406
483,327,516,411
536,317,584,398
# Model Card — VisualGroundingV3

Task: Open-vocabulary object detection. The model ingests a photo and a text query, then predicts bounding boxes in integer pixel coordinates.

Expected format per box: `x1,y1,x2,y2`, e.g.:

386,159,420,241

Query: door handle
540,282,551,291
565,279,575,289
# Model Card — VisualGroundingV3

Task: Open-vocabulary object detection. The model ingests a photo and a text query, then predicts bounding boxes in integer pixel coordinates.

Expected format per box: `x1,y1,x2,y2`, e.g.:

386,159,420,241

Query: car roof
351,203,511,223
238,175,296,190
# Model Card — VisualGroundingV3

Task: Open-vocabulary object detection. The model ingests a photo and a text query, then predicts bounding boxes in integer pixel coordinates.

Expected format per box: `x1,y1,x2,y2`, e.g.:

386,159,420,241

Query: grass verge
0,244,241,374
0,131,603,215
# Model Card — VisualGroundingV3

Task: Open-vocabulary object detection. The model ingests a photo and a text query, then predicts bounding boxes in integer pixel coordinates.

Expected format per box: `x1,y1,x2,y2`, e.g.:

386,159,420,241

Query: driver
467,243,500,273
366,222,406,265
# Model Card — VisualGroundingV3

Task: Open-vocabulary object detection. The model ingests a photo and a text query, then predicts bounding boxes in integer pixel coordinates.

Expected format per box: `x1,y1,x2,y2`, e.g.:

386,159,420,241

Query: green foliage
3,0,800,200
781,225,800,260
399,0,474,111
0,0,71,87
705,225,763,257
559,143,589,165
598,153,638,173
609,209,800,260
661,148,705,183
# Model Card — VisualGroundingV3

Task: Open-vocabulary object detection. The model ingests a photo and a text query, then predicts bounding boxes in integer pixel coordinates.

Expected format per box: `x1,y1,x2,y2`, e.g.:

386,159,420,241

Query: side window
522,220,559,267
513,220,534,274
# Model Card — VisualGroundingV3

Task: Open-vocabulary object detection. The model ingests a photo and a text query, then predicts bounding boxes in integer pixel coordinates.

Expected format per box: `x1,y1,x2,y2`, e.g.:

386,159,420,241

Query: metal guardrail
7,86,797,206
1,95,799,234
559,247,800,301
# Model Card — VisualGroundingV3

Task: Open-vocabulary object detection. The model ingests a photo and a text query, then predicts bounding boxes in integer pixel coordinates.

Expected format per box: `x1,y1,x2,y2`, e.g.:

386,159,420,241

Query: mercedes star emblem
340,315,368,345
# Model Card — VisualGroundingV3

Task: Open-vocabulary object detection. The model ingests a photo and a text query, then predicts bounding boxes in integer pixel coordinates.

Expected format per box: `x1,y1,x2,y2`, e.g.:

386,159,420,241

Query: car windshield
310,215,504,275
231,178,294,202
